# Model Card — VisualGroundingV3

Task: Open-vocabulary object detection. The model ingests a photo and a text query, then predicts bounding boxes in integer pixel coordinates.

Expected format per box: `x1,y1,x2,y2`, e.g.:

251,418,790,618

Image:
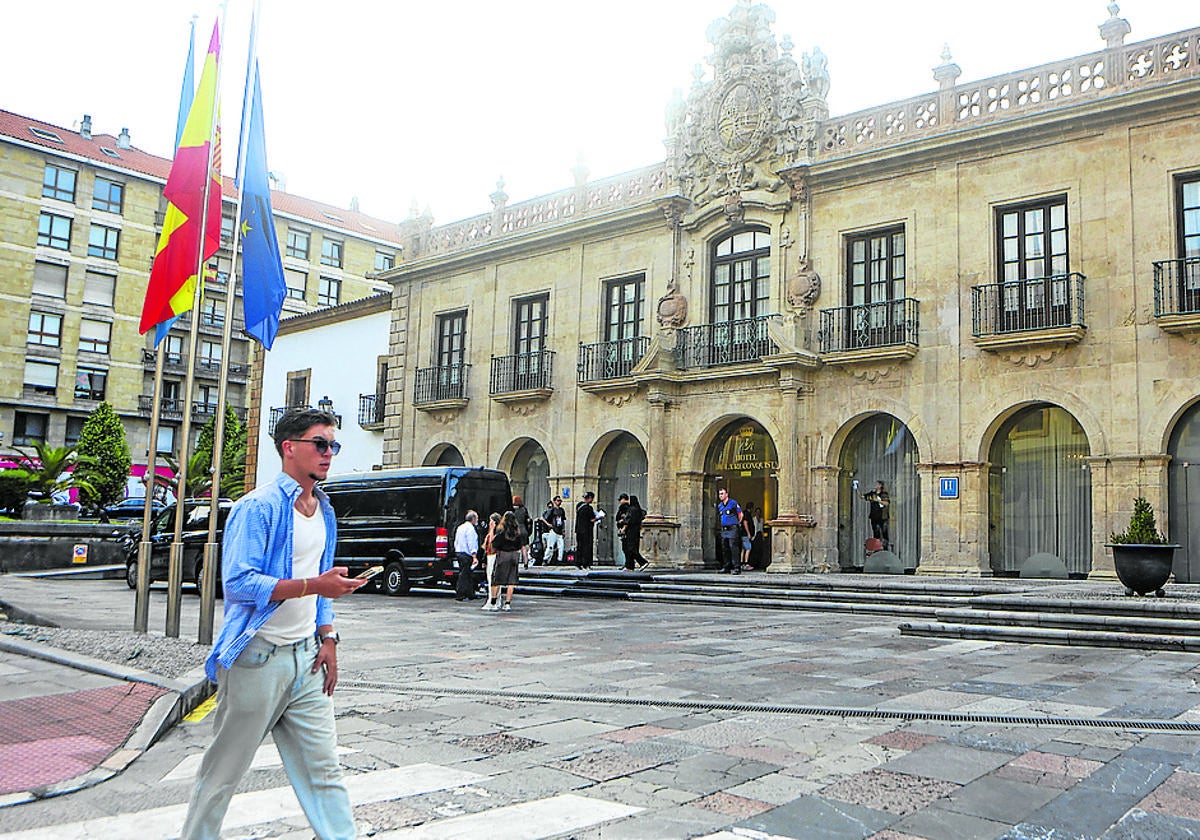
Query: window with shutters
32,261,68,298
83,270,115,306
79,319,111,354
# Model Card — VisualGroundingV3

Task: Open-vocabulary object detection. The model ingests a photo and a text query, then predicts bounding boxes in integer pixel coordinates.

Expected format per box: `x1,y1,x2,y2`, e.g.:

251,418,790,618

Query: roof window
29,127,64,143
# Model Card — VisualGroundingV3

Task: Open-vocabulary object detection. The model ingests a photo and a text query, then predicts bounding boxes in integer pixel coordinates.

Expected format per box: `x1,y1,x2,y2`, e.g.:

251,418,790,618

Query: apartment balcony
195,360,248,383
1154,257,1200,334
490,351,553,405
413,364,470,412
192,401,248,424
577,336,650,385
137,394,184,421
675,315,778,370
971,273,1086,351
818,298,920,366
141,348,187,374
358,392,386,429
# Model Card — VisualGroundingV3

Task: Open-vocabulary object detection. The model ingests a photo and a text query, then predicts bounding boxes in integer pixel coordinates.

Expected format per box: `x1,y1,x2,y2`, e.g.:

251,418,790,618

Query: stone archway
702,419,778,569
423,443,465,467
987,404,1092,577
505,439,551,521
836,414,920,571
1168,400,1200,582
595,432,648,567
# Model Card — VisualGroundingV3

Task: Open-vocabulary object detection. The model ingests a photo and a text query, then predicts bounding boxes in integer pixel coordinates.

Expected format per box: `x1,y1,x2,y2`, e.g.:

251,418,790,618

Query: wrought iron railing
818,298,920,353
490,351,554,394
268,405,307,436
414,364,470,404
675,315,778,370
577,336,650,383
358,392,385,425
971,273,1085,337
1153,256,1200,316
137,394,184,420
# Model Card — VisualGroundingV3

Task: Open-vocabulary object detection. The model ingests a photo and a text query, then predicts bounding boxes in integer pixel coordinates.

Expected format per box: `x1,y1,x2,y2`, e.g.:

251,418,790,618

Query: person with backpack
621,494,648,570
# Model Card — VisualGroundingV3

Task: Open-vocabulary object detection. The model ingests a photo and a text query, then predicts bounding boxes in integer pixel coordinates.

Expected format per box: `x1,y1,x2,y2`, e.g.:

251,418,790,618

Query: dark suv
123,499,232,594
322,467,513,596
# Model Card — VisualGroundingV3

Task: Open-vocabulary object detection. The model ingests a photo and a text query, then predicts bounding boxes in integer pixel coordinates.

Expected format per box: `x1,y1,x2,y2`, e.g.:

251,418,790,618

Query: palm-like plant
9,442,95,503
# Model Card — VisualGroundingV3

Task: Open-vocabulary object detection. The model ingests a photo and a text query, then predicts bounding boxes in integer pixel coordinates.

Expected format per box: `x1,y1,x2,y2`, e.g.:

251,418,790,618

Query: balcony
358,392,385,428
1154,257,1200,333
138,394,184,420
818,298,920,365
971,273,1086,351
141,348,186,374
675,316,778,370
577,336,650,384
267,405,342,436
414,364,470,410
192,402,248,424
490,350,554,404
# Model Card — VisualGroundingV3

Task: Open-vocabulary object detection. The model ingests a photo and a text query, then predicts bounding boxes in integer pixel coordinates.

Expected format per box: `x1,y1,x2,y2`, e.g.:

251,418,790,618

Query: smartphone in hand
355,565,384,581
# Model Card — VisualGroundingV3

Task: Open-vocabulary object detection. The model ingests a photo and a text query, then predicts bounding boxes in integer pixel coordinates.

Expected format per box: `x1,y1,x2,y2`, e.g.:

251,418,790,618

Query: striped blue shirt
205,472,337,681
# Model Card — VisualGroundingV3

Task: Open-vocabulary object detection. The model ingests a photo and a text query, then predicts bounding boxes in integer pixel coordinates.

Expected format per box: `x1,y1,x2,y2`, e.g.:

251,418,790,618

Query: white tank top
258,507,324,644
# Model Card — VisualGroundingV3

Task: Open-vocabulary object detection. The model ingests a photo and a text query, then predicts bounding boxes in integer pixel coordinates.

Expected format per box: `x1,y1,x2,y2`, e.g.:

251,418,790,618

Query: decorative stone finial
490,177,508,210
933,44,961,90
571,154,589,187
1099,2,1131,48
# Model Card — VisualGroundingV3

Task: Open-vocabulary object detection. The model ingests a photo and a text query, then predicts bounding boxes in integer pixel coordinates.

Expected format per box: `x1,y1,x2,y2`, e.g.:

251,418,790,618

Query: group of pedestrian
715,487,768,573
454,502,527,612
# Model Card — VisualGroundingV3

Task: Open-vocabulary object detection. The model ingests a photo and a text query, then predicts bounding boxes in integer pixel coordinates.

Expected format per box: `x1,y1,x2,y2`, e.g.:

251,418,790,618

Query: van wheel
382,562,410,596
125,561,138,590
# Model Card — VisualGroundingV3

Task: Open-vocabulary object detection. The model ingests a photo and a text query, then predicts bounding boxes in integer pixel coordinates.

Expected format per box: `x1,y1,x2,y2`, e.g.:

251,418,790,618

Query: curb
0,636,212,807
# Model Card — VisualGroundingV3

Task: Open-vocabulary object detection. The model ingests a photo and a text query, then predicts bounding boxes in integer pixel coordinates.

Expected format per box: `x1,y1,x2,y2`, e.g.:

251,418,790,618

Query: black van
321,467,513,596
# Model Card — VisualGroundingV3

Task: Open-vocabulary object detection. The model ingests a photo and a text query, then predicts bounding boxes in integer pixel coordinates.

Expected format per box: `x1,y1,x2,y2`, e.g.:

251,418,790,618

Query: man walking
180,408,365,840
454,510,480,600
716,486,742,575
574,490,598,569
542,496,567,564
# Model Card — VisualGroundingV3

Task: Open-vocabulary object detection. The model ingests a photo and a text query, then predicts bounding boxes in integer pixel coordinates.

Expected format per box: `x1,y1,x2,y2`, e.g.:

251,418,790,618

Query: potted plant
1106,497,1179,597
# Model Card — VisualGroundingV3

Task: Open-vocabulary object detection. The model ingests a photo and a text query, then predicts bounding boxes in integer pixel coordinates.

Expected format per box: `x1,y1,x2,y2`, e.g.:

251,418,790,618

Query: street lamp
317,395,334,413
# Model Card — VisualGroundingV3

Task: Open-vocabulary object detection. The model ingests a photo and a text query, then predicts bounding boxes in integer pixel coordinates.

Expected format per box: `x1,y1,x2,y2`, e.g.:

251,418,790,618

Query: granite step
934,607,1200,636
898,620,1200,651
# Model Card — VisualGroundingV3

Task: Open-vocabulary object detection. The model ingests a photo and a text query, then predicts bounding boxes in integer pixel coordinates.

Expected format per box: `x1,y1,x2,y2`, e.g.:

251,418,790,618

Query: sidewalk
0,574,212,807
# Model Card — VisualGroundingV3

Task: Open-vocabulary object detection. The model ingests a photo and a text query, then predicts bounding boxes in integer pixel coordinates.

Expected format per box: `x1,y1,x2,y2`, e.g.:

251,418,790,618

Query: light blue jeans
180,634,355,839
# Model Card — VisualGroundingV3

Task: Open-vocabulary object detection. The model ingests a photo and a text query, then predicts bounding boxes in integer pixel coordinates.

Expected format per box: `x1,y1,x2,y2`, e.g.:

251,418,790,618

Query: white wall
256,308,390,487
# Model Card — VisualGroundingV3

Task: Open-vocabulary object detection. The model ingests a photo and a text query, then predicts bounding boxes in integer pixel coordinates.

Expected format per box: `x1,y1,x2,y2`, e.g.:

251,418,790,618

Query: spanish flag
139,22,222,336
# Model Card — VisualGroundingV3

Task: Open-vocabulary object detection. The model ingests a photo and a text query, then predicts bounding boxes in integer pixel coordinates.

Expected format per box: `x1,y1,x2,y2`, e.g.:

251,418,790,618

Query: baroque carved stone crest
665,2,829,210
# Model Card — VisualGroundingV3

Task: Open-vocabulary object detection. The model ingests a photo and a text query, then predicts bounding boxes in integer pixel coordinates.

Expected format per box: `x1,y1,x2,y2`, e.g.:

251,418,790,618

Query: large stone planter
1106,543,1179,597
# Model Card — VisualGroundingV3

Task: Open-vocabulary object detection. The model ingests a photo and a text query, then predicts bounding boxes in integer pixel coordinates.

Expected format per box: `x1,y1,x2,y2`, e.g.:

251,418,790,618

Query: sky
3,1,1195,227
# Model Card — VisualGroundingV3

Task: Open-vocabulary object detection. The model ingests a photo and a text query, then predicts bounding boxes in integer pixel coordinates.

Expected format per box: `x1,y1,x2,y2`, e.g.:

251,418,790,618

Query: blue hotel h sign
939,477,959,500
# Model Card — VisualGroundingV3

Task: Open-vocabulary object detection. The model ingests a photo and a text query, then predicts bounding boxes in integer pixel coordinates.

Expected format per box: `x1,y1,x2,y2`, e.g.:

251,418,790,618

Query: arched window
711,228,770,323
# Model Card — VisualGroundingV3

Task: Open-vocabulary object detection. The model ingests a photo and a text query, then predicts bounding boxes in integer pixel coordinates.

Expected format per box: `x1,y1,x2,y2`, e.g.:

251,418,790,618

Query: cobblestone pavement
3,577,1200,838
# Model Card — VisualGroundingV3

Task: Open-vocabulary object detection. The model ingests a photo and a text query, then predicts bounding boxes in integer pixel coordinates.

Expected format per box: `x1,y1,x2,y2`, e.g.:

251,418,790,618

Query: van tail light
436,527,448,558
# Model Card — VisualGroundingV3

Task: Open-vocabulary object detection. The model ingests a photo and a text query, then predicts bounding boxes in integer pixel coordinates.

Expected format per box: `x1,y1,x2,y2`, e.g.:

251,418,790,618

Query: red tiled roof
0,107,405,245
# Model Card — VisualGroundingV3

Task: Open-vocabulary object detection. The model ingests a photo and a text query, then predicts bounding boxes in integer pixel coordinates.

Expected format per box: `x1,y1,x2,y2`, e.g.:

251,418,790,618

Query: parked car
322,466,513,596
123,499,232,594
101,497,166,523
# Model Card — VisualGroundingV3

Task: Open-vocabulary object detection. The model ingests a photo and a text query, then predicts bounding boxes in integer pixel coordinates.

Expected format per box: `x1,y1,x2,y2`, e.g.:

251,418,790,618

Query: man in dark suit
574,491,598,569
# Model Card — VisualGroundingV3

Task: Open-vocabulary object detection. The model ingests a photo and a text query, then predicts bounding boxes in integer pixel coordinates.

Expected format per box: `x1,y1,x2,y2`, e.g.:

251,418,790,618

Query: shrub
1109,497,1168,545
0,470,33,515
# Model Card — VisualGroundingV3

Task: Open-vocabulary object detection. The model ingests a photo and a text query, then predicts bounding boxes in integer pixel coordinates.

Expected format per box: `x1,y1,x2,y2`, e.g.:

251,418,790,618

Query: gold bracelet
300,578,308,598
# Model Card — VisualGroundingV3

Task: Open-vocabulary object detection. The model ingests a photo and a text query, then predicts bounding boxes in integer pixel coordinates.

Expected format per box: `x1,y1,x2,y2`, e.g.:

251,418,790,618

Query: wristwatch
318,631,340,646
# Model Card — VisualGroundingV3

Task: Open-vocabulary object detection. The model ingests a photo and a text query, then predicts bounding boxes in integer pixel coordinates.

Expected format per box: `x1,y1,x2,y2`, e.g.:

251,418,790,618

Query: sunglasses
289,437,342,455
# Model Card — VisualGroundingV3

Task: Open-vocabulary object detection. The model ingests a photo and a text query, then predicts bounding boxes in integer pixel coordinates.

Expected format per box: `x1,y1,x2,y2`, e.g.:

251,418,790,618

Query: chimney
117,127,131,149
80,115,92,140
350,196,360,213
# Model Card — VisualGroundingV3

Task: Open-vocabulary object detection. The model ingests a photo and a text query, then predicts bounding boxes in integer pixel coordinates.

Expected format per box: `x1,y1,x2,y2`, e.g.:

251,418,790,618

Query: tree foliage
73,401,131,511
8,441,95,505
193,405,247,499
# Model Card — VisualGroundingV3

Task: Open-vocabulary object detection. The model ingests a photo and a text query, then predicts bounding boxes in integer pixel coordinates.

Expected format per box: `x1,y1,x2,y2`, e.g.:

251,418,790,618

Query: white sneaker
481,600,494,611
486,601,501,612
501,602,511,612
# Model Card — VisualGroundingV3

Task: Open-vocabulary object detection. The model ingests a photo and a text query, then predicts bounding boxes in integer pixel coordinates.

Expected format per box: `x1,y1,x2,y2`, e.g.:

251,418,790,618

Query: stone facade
379,4,1200,579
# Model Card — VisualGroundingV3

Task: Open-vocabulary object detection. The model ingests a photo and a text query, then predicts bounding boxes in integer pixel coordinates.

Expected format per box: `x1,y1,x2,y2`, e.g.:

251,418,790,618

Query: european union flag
239,62,286,349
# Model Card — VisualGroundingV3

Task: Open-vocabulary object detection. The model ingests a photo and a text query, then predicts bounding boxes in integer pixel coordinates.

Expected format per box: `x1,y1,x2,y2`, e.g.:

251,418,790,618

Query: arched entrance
988,404,1092,577
702,419,778,568
837,414,920,570
1168,402,1200,582
507,439,550,522
596,433,647,566
424,443,465,467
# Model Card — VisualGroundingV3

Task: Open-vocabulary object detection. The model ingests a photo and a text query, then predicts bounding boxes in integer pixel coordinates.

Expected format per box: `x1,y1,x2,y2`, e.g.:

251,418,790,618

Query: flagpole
199,0,262,645
167,7,228,639
137,15,196,635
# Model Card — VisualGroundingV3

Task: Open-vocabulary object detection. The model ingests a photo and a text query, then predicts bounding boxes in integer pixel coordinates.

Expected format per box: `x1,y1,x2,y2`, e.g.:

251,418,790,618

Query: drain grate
339,679,1200,733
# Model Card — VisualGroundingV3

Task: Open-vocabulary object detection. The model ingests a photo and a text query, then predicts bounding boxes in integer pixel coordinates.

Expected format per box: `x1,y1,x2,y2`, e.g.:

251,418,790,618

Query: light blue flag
238,62,287,349
154,19,197,348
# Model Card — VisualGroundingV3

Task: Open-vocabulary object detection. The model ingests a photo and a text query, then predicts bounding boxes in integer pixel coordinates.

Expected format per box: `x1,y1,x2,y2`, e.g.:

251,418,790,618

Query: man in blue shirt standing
181,408,365,840
716,486,743,575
